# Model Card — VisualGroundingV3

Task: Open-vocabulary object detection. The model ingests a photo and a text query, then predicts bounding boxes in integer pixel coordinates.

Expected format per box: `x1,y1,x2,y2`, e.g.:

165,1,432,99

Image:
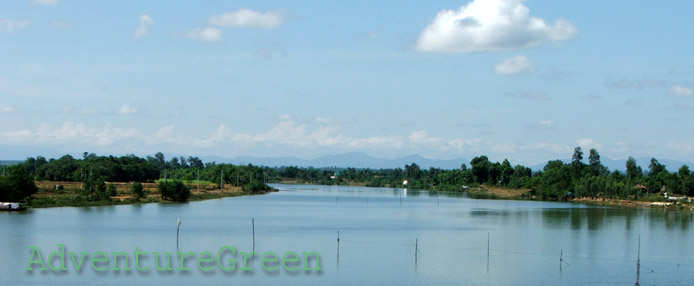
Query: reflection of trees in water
541,206,692,232
647,210,691,231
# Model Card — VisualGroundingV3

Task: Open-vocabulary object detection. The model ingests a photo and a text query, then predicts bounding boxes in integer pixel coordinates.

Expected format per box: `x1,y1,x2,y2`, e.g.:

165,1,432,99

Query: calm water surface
2,184,693,285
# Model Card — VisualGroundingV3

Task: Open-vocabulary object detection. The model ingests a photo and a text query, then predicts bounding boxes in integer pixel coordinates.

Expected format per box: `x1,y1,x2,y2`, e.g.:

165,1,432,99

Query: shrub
158,180,190,202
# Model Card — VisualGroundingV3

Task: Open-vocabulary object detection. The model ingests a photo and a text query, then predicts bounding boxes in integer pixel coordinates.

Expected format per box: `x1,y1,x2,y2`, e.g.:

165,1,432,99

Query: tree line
2,149,693,204
265,147,694,200
1,152,272,204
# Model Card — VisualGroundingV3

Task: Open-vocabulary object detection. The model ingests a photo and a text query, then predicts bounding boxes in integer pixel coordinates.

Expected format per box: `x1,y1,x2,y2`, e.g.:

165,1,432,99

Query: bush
158,180,190,202
243,180,271,193
79,176,110,202
131,182,145,201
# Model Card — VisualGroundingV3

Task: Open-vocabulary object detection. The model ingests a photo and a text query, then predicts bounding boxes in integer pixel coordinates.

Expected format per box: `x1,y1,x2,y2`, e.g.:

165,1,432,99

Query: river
2,184,692,285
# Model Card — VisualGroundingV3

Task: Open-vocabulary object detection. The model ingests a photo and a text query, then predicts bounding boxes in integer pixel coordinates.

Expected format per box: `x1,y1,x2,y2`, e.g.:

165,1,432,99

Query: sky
1,0,693,166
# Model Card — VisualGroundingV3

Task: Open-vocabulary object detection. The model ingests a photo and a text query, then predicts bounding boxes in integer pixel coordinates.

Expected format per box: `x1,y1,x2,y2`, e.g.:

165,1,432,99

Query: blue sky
1,0,693,166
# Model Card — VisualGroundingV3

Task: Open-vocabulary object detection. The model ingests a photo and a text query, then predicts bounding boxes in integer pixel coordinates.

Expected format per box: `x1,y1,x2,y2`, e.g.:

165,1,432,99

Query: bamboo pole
635,233,641,286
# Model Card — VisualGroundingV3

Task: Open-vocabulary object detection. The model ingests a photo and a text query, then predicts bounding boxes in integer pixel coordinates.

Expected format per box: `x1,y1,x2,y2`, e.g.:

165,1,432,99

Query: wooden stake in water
252,218,256,250
176,218,181,248
337,231,340,264
636,236,642,283
560,249,563,271
415,238,419,264
486,232,490,272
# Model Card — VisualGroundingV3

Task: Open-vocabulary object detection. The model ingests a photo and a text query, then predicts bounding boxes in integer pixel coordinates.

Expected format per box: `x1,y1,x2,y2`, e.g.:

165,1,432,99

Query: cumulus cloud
187,27,222,42
208,8,284,29
117,104,139,115
670,85,692,96
415,0,577,53
494,55,533,75
133,14,154,40
0,104,15,112
0,121,140,146
31,0,59,6
576,138,602,150
0,18,30,33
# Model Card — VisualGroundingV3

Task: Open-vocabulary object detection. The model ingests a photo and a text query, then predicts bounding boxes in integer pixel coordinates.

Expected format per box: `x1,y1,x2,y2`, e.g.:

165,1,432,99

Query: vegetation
131,182,145,201
0,164,38,202
2,152,274,207
158,180,191,202
264,147,694,202
2,149,693,208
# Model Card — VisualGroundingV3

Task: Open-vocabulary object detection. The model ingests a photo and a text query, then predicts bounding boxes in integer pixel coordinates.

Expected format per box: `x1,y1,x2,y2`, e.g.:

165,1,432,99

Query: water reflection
3,184,693,286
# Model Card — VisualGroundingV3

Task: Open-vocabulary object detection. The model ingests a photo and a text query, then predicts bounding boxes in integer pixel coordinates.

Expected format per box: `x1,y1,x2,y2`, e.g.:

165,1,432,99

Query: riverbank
26,181,274,208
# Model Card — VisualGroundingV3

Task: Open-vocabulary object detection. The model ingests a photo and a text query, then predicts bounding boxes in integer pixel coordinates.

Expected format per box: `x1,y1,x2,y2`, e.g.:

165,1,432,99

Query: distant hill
201,152,468,169
0,160,22,166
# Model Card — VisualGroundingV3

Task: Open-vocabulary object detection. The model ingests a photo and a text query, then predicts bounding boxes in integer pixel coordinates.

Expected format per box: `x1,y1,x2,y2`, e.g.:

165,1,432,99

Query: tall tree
626,156,642,180
648,158,665,176
572,147,584,165
588,149,604,176
470,156,490,184
571,147,584,178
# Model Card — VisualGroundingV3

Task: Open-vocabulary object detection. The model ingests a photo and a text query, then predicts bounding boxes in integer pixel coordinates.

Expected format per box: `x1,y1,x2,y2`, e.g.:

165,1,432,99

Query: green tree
470,156,490,184
571,147,584,178
107,184,117,197
572,147,584,165
588,149,606,176
626,156,643,181
131,182,145,201
79,176,110,201
158,180,190,202
0,164,38,202
499,159,514,185
648,158,666,176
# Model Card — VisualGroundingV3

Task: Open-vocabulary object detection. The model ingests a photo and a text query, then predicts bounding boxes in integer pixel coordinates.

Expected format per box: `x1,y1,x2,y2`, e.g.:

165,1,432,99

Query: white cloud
415,0,577,53
31,0,59,6
0,121,140,146
208,9,284,29
117,104,139,115
537,120,554,128
0,104,15,112
133,14,154,40
187,27,222,42
576,138,603,150
670,85,692,97
0,18,30,33
494,55,533,75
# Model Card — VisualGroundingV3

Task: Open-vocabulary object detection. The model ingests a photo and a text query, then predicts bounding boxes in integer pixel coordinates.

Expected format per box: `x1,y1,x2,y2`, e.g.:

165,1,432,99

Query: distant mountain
202,152,469,170
0,160,22,166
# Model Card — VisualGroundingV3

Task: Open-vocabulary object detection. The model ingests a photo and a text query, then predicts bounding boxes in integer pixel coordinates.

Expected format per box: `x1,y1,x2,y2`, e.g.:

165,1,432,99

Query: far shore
27,181,274,209
273,180,694,211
